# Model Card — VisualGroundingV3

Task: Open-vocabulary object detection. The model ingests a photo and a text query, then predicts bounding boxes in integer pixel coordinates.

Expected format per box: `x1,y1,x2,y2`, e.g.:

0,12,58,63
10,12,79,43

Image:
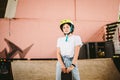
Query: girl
56,19,83,80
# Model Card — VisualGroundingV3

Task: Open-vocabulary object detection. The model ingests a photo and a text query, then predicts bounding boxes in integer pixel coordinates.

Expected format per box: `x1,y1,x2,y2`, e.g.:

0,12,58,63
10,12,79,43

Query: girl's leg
72,65,80,80
56,61,61,80
63,57,80,80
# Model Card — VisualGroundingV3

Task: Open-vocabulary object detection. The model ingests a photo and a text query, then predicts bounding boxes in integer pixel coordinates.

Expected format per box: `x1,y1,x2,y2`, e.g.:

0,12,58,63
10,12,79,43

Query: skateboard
61,71,72,80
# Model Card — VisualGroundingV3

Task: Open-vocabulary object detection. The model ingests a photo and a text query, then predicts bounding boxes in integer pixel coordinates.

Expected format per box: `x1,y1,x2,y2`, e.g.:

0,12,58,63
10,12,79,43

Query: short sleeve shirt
57,35,83,57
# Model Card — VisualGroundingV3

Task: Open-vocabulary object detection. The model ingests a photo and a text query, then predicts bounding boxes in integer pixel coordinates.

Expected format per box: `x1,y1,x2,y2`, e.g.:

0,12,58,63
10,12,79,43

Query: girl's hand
66,65,74,73
61,65,67,73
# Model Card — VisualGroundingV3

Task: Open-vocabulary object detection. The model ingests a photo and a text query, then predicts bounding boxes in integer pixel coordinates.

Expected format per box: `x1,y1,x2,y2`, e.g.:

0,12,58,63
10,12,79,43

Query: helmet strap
70,26,73,32
64,26,73,42
65,34,68,42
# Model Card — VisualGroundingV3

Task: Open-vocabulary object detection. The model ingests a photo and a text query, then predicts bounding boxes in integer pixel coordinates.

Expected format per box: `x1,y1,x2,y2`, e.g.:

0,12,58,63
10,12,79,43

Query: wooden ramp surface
11,58,120,80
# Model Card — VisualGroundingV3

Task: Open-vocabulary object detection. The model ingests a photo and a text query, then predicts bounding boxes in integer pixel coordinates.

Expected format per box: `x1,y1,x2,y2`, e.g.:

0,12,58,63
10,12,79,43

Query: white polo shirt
57,35,83,57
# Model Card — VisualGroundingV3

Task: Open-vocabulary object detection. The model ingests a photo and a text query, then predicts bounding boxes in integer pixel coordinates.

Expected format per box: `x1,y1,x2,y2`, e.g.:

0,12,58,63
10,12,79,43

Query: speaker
0,59,13,80
85,41,114,59
0,0,8,18
112,55,120,72
78,43,87,59
0,0,18,18
105,41,115,58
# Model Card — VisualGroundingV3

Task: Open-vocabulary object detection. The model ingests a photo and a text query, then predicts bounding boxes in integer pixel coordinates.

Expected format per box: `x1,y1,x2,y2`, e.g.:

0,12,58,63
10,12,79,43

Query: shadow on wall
0,38,33,59
88,26,105,42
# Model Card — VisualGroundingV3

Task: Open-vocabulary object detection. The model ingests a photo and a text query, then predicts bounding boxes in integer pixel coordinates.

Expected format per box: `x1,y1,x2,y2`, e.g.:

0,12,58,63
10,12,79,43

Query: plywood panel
15,0,74,20
76,0,119,21
11,58,120,80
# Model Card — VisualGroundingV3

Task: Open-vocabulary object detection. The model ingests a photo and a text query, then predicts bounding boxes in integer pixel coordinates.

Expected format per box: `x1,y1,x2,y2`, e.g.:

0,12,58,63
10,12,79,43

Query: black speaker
105,41,115,58
0,59,13,80
85,41,114,59
78,43,87,59
112,55,120,72
86,42,97,58
0,0,8,18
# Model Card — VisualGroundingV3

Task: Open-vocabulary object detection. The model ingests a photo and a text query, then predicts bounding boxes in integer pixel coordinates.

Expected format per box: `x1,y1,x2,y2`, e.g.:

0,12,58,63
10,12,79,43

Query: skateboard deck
61,71,72,80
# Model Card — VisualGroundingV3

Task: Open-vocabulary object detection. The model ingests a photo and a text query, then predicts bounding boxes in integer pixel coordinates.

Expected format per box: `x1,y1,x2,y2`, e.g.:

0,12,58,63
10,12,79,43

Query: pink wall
0,0,119,58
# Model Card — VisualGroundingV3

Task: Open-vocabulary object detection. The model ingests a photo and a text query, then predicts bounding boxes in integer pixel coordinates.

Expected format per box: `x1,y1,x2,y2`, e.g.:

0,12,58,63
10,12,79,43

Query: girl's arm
72,45,80,65
66,45,80,73
57,48,66,73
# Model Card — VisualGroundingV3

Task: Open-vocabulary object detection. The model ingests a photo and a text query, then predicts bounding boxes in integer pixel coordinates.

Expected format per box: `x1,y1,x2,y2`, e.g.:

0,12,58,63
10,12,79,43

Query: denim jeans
56,56,80,80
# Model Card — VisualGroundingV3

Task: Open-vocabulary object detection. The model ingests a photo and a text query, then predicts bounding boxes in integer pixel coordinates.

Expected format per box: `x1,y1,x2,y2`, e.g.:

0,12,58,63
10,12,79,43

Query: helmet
60,19,73,26
60,19,74,33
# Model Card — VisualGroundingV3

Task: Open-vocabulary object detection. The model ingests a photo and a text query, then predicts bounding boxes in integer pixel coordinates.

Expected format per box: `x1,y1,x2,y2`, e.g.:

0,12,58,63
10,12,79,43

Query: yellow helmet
60,19,74,33
60,19,73,26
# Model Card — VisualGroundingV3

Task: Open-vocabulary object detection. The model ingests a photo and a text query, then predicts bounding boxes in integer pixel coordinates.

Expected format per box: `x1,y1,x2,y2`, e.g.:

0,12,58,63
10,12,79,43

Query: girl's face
62,24,71,34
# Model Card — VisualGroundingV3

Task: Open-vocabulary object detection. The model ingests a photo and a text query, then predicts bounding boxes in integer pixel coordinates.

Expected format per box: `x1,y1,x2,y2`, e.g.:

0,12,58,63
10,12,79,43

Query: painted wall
0,0,119,58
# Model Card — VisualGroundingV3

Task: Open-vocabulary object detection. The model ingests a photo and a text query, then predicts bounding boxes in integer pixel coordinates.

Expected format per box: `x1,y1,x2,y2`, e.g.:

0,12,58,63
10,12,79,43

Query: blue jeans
56,56,80,80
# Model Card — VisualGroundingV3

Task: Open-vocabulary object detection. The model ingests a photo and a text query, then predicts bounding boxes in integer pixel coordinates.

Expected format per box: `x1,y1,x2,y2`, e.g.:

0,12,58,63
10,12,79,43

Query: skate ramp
79,58,120,80
11,58,120,80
